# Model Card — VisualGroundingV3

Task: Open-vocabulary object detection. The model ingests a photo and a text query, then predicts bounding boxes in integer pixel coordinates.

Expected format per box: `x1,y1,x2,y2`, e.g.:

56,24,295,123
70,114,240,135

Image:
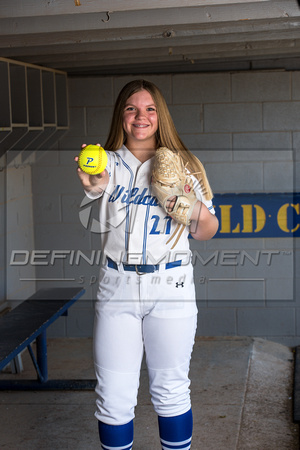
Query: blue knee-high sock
98,420,134,450
158,409,193,450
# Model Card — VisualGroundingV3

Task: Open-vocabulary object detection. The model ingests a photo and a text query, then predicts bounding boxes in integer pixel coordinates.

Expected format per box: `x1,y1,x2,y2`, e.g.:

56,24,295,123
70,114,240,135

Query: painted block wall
1,153,35,311
0,160,6,311
28,71,299,345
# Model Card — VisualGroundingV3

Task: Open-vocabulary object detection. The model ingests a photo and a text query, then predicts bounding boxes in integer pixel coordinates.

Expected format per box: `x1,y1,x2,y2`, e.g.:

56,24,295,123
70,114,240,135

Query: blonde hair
105,79,213,199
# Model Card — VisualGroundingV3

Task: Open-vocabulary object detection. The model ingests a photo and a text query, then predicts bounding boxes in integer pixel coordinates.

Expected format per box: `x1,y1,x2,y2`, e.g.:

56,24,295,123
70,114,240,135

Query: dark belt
107,257,182,275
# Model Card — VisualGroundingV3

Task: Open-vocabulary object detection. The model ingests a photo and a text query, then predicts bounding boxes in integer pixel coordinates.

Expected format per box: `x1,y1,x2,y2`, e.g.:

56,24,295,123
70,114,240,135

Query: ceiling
1,0,300,76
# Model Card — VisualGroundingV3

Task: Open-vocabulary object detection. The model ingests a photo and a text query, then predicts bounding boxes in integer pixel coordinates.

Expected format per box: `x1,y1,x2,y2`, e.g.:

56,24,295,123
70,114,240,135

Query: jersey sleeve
192,174,216,215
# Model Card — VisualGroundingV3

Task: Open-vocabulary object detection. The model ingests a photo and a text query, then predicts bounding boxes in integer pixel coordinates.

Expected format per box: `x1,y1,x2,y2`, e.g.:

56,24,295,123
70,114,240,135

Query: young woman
76,79,218,450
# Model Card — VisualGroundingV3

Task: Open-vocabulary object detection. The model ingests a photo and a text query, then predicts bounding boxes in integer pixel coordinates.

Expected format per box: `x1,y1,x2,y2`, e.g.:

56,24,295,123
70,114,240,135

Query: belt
107,257,182,275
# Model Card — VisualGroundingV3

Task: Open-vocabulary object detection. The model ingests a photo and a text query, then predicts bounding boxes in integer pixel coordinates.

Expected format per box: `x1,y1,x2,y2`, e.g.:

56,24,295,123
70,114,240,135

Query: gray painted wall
0,165,6,311
5,71,299,345
1,160,35,310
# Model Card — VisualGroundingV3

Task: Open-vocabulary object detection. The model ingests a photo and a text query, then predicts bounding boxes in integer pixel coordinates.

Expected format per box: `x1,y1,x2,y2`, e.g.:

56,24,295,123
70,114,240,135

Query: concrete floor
0,336,299,449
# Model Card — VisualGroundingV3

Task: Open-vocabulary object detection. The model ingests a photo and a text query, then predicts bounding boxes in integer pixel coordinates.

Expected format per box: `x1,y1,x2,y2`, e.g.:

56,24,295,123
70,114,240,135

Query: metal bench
0,287,96,390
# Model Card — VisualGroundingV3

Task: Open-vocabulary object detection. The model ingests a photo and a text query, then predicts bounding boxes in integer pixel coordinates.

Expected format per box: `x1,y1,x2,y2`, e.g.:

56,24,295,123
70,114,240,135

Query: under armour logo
176,282,184,288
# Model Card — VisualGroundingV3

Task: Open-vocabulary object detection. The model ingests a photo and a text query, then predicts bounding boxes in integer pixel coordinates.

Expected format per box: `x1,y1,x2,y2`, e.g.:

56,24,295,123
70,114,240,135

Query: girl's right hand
75,144,109,193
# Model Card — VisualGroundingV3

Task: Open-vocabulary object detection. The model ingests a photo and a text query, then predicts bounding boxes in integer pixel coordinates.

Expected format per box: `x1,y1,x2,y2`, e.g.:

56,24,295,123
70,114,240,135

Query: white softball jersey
86,145,215,266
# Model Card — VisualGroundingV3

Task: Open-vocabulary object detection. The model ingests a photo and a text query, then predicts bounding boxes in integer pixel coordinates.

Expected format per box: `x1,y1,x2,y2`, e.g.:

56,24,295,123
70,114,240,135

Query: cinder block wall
1,158,35,309
30,72,299,345
0,164,6,310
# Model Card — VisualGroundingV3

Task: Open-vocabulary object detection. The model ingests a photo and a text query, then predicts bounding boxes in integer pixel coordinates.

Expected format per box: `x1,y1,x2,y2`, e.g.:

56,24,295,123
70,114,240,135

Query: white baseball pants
93,261,198,425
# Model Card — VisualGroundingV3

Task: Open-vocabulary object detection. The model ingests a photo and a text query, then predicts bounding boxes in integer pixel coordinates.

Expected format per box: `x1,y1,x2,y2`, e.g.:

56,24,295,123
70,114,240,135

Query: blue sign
212,193,300,238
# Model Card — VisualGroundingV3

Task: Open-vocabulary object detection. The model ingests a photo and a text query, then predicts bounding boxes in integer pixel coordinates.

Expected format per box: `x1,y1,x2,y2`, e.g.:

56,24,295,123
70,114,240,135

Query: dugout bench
0,287,96,390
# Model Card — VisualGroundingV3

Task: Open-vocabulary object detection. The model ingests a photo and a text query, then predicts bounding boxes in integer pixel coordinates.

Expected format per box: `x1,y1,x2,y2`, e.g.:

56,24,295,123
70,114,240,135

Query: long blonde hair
105,79,213,199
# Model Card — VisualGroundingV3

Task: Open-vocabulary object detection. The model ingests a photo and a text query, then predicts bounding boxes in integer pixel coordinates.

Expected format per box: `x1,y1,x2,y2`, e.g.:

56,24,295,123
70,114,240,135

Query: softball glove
151,147,199,226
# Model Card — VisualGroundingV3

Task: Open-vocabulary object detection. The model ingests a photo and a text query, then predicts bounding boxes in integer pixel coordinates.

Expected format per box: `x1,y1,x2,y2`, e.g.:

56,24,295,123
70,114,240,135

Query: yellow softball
78,145,107,175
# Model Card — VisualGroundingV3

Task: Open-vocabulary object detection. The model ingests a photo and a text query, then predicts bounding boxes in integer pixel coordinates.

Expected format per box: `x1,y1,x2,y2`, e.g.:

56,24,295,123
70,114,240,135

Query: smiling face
122,89,158,151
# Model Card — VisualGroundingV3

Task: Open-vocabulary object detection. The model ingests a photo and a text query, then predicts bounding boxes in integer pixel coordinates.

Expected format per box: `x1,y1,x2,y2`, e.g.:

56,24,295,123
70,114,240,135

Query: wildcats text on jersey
108,185,159,206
